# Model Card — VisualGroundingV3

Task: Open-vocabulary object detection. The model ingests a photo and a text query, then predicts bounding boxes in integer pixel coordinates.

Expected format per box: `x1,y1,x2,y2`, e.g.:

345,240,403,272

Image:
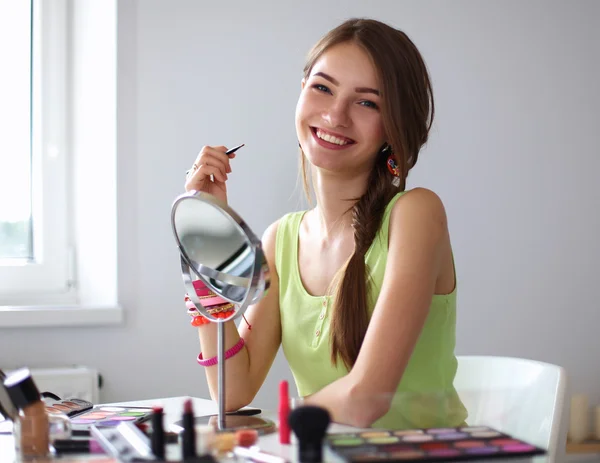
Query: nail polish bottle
4,368,50,459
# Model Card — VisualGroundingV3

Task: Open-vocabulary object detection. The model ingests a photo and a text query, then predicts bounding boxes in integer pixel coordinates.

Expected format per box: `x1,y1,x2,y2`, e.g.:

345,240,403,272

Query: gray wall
1,0,599,410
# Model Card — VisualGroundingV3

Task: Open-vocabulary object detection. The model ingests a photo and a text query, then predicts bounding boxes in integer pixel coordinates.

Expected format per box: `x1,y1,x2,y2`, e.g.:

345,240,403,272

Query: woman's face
295,41,386,175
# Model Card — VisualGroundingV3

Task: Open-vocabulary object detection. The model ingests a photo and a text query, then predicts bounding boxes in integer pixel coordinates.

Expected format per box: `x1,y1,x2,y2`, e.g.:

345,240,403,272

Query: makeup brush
288,405,330,463
225,143,244,155
186,144,245,177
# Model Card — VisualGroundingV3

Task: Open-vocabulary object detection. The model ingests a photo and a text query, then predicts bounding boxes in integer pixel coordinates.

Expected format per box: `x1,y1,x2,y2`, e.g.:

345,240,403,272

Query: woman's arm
197,220,282,411
304,188,450,427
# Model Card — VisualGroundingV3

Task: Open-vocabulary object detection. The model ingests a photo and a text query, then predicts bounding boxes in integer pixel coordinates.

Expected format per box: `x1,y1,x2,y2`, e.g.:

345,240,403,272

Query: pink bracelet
197,337,245,367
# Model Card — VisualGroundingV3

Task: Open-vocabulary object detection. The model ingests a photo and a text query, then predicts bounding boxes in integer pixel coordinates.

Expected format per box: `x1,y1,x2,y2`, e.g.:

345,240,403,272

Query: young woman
184,18,467,429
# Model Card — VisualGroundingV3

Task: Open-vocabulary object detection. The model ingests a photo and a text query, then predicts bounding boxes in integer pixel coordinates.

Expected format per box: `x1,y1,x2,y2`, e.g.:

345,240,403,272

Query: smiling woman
186,17,466,429
296,42,385,174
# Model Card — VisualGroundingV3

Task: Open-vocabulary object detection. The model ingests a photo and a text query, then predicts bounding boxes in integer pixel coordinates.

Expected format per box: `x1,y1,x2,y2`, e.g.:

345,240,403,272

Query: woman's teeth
316,129,351,146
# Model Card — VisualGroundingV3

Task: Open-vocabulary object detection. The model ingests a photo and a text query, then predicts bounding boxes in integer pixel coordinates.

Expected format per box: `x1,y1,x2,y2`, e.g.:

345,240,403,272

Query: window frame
0,0,122,327
0,0,75,306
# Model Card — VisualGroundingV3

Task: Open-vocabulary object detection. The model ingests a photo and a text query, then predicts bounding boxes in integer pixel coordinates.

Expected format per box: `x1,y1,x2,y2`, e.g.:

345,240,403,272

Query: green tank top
275,191,468,429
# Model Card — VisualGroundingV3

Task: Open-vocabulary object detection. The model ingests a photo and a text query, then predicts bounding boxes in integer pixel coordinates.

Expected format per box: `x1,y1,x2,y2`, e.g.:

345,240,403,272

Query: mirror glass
171,190,270,321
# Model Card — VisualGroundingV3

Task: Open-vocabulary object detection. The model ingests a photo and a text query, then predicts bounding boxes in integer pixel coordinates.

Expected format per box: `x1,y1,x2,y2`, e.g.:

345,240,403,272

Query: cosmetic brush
288,406,331,463
225,143,244,155
186,143,244,177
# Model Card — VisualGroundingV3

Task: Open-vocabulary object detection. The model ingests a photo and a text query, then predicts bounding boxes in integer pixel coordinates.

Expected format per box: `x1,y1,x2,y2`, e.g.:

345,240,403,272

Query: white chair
454,355,569,463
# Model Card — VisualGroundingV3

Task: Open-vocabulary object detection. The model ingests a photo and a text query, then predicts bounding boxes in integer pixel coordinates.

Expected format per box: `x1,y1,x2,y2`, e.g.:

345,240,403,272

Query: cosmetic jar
4,368,50,458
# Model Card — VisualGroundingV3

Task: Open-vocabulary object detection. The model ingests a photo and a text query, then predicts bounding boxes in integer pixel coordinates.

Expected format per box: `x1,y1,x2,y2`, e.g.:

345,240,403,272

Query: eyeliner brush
186,144,244,178
225,143,244,155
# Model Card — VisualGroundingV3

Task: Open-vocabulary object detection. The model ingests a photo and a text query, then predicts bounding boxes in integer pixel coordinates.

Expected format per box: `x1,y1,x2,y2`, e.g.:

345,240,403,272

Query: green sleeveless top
275,192,468,429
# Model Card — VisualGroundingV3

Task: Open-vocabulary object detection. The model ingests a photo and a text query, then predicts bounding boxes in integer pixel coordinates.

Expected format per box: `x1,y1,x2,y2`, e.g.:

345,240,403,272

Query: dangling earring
385,150,401,187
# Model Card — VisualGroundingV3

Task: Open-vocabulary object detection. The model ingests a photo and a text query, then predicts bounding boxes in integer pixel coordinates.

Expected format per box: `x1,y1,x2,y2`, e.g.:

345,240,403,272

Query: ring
185,163,199,178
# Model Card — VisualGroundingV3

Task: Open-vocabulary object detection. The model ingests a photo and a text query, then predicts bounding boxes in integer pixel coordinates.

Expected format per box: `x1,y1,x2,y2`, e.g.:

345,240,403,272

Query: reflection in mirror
172,191,268,307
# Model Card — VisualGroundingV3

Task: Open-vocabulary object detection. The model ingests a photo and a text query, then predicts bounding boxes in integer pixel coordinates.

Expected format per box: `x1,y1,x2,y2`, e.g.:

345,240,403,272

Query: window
0,0,75,307
0,0,121,327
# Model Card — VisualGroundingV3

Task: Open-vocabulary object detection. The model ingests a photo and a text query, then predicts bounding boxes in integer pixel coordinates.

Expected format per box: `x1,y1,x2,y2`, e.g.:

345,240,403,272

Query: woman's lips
310,127,355,150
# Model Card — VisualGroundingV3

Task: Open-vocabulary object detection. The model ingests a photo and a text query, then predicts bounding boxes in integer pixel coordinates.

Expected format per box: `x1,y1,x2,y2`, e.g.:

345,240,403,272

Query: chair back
454,355,568,462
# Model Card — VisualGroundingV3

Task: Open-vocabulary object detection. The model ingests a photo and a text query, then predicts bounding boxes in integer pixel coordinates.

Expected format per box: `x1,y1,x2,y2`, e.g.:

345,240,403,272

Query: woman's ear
301,78,306,90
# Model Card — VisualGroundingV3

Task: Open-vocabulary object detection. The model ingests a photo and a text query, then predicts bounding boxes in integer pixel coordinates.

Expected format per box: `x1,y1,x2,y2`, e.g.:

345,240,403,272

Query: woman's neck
310,169,370,241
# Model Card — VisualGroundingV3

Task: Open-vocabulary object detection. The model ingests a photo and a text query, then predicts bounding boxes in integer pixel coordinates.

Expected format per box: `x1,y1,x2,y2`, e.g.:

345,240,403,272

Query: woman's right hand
185,145,235,204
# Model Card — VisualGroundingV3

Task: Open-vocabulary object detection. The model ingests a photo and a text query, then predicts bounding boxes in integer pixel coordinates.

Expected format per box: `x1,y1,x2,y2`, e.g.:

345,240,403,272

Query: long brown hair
300,18,435,369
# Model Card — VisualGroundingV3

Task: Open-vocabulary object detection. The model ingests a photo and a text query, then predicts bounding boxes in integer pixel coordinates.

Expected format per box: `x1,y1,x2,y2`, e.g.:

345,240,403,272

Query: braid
330,157,395,369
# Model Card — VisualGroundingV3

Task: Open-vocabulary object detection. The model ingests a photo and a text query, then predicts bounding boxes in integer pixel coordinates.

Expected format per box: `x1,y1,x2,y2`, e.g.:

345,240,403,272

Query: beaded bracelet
191,315,212,327
197,337,245,367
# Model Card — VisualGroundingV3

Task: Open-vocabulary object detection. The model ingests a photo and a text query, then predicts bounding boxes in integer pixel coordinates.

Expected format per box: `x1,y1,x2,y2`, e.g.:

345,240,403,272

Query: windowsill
0,305,123,328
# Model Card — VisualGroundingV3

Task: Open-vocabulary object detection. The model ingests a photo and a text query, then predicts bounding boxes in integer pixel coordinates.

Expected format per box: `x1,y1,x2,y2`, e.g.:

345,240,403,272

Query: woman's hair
300,18,435,370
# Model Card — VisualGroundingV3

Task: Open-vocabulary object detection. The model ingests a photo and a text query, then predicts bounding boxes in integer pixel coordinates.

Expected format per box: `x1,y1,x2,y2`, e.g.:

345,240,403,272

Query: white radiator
29,366,100,403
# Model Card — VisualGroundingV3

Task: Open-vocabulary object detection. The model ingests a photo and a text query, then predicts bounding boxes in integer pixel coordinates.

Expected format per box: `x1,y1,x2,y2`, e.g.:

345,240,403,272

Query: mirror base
173,414,277,434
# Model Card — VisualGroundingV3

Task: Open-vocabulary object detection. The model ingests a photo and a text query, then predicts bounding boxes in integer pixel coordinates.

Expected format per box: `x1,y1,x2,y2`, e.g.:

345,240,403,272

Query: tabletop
0,396,552,462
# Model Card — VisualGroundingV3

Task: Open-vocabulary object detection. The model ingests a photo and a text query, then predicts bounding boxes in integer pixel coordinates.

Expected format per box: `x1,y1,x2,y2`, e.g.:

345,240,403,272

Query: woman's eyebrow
313,71,380,96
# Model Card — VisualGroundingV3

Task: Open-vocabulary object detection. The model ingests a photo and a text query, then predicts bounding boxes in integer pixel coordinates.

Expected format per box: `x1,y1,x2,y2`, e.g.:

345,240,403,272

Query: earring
386,154,401,187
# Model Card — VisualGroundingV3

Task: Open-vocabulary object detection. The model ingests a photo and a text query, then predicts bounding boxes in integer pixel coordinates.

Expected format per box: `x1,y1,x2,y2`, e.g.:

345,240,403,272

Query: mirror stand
178,258,275,434
217,320,226,428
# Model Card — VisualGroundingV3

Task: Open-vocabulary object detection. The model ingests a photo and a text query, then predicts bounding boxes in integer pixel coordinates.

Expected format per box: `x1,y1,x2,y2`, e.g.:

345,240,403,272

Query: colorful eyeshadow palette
67,405,154,433
326,426,546,462
44,398,94,417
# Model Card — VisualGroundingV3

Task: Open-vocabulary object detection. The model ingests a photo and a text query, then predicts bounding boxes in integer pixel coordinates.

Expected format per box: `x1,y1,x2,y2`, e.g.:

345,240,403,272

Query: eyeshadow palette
44,398,94,417
326,426,545,462
67,405,154,433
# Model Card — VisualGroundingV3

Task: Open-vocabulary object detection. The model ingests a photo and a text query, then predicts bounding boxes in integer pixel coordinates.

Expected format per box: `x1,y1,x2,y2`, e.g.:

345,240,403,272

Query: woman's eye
313,84,331,93
360,100,379,109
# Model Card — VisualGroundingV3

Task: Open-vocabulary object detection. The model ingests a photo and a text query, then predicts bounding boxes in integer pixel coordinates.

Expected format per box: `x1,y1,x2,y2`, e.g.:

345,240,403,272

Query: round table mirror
171,190,273,432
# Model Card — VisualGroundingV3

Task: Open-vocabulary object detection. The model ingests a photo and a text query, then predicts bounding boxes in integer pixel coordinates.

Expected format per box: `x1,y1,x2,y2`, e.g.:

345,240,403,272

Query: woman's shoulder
388,187,448,235
390,187,447,216
261,210,307,253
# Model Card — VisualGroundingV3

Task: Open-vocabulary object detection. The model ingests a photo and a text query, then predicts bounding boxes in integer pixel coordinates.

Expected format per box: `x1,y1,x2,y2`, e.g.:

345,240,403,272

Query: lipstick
151,405,165,459
182,398,196,460
279,380,291,444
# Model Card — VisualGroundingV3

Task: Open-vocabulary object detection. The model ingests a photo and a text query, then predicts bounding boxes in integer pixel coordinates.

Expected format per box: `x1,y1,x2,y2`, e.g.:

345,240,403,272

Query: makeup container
326,425,546,460
235,428,258,448
569,393,589,443
195,424,215,456
3,368,50,458
213,431,236,458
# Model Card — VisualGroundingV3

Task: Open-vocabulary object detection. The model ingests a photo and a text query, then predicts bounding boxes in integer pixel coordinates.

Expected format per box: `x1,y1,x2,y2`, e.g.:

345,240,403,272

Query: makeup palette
67,405,154,433
44,397,94,417
326,426,545,462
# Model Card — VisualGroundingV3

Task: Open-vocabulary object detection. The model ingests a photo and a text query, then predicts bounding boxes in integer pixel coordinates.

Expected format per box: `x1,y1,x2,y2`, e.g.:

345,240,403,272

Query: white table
0,396,554,462
116,396,550,463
